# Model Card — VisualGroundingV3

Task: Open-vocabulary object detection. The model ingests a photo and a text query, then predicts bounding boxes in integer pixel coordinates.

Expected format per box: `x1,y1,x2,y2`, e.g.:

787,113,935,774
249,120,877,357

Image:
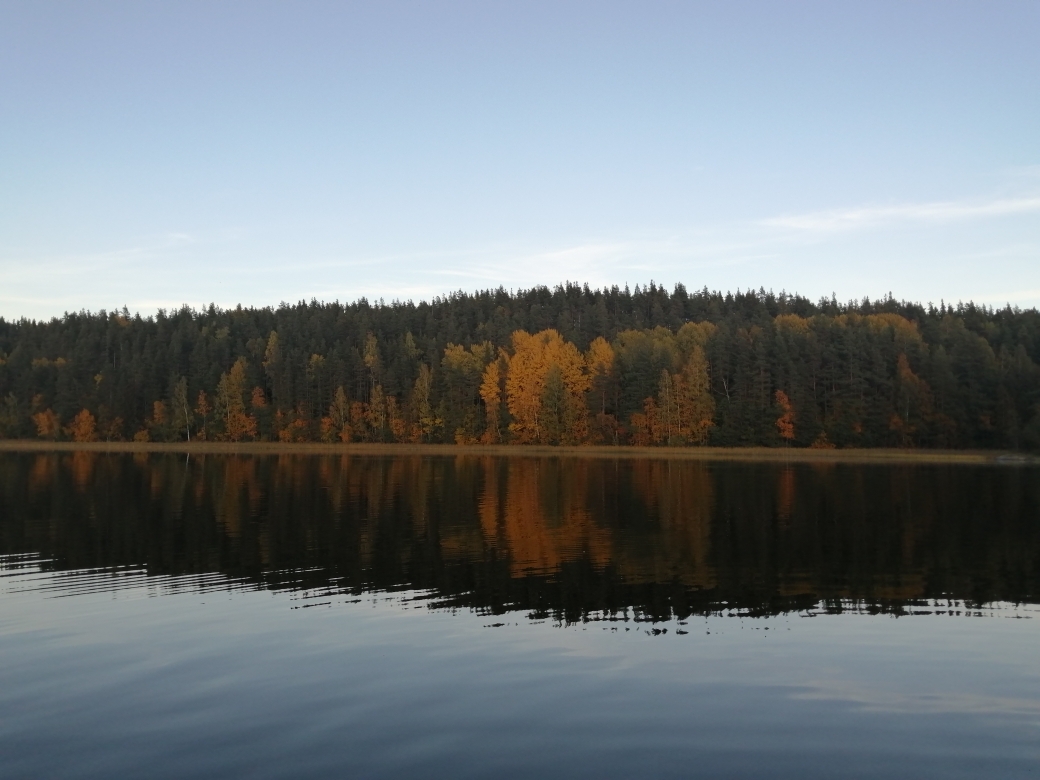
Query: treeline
1,283,1038,449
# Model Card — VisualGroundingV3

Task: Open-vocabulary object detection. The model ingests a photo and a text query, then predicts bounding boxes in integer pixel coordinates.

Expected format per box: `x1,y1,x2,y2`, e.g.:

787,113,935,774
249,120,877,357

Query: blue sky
1,1,1038,320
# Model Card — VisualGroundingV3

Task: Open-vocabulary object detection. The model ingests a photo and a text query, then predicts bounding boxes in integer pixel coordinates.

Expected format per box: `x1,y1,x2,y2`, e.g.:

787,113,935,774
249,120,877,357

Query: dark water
1,453,1038,778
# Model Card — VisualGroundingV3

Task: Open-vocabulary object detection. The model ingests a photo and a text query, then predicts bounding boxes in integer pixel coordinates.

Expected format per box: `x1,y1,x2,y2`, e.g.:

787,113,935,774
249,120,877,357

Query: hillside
1,283,1038,449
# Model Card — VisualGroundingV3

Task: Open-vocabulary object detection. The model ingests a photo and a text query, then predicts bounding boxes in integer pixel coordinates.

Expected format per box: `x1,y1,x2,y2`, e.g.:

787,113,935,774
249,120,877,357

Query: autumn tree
250,386,272,440
680,345,715,445
656,370,678,444
585,337,619,444
629,397,658,447
411,364,440,442
775,390,795,444
32,406,60,440
676,320,717,358
277,405,310,442
651,344,715,447
194,391,211,441
321,386,352,442
0,284,1036,451
66,409,98,442
479,356,506,443
386,395,406,441
215,357,257,442
505,329,590,444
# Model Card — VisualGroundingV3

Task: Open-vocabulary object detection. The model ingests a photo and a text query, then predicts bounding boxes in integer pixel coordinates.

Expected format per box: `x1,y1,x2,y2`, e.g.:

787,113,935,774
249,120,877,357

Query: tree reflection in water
2,453,1038,621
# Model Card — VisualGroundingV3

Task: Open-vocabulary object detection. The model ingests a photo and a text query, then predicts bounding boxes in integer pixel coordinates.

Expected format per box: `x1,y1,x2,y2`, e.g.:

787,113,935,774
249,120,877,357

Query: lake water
1,453,1038,778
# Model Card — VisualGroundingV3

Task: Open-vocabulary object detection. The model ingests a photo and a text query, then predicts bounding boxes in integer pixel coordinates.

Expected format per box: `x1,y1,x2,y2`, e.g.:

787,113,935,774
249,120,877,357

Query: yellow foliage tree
585,337,615,415
680,345,715,445
216,357,257,442
585,336,620,444
410,364,440,442
479,358,505,443
505,329,591,444
321,386,351,442
676,321,717,358
654,344,714,446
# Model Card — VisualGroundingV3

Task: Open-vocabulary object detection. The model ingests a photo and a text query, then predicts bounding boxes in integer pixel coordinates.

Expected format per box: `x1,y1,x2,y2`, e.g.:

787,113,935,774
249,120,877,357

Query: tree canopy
1,283,1038,449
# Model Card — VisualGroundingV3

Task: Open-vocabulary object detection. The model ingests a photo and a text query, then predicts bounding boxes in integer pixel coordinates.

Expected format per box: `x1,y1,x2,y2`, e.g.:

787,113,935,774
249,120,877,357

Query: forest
0,283,1038,450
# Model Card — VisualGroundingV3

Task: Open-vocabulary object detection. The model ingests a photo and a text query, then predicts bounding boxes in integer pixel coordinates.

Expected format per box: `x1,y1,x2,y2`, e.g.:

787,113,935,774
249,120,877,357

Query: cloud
793,679,1040,717
763,196,1040,234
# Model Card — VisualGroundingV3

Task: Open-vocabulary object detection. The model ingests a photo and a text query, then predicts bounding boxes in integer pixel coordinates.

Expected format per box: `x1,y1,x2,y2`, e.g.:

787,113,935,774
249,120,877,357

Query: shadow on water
1,452,1038,622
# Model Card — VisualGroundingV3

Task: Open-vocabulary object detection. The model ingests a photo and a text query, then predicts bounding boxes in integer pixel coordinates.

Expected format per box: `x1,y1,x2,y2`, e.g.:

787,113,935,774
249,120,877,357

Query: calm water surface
1,453,1038,778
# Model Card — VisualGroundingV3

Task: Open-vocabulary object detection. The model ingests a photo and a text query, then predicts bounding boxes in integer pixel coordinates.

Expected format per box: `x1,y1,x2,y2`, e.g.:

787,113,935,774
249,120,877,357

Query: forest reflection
2,453,1038,621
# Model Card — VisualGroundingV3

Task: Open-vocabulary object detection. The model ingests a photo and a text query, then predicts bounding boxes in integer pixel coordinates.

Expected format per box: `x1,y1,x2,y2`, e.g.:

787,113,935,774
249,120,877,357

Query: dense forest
1,283,1038,449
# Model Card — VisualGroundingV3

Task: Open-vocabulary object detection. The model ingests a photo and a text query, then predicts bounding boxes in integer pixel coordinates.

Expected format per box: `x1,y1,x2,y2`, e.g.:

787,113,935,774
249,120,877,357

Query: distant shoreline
0,440,1034,465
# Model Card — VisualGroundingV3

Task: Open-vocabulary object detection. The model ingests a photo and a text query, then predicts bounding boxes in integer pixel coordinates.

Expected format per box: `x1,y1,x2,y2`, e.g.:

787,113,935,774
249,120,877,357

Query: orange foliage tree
680,345,715,445
629,397,658,446
66,409,98,442
32,408,61,440
775,390,795,444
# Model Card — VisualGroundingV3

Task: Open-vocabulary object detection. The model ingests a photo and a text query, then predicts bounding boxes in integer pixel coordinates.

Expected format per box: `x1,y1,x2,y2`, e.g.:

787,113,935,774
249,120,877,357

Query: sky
1,1,1038,321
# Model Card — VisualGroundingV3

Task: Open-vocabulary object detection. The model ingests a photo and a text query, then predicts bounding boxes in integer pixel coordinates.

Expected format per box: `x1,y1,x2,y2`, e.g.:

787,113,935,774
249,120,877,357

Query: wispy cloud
794,679,1040,716
763,196,1040,233
0,232,198,281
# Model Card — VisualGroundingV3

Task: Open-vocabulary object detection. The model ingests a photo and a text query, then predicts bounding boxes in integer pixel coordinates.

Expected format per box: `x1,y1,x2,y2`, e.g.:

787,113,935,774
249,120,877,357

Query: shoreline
0,440,1034,465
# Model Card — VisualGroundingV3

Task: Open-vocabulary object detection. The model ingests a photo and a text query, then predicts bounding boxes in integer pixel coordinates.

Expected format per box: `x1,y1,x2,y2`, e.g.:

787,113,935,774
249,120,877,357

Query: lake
1,452,1038,778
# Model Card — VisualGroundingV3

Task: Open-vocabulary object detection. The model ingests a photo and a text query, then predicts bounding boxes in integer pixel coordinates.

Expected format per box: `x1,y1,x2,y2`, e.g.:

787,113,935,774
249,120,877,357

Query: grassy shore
0,439,1035,465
